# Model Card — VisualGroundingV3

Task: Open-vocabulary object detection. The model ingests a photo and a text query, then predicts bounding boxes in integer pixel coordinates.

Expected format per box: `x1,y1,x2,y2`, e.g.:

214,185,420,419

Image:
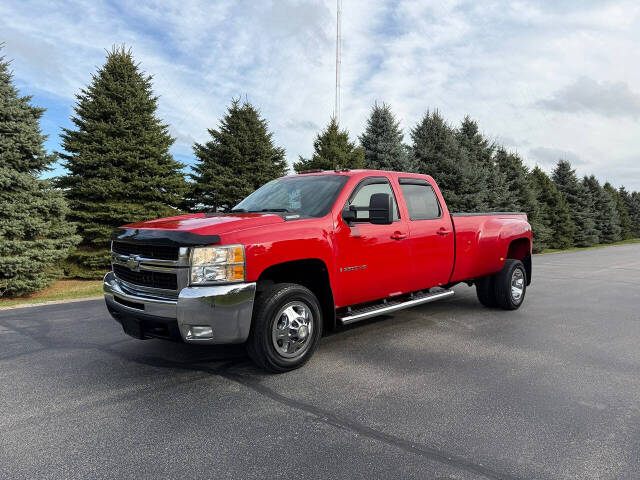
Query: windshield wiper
248,208,292,213
229,208,246,213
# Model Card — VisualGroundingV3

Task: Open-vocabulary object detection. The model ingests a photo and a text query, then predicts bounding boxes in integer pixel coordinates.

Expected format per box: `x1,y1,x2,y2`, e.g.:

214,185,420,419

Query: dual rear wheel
476,259,527,310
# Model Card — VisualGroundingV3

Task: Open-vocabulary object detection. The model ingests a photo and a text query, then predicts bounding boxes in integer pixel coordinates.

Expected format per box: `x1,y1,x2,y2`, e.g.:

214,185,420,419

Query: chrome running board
337,289,455,325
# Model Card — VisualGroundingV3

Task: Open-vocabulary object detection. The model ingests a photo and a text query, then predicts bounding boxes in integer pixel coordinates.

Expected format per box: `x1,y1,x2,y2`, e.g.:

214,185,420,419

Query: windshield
232,175,349,218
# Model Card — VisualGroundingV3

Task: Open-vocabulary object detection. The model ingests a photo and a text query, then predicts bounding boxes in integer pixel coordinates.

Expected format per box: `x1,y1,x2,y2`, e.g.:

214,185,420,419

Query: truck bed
449,212,529,283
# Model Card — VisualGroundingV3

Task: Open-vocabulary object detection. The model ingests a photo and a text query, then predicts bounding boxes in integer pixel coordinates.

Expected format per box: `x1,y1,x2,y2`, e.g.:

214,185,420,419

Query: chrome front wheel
271,301,314,359
246,283,323,373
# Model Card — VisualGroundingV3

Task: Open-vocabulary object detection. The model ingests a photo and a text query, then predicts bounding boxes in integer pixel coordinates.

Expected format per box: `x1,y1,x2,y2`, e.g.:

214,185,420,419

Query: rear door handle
391,232,408,240
437,228,451,236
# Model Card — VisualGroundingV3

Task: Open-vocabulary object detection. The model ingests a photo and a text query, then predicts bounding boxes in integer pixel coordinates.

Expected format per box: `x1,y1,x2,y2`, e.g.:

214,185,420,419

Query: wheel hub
298,325,309,339
511,268,525,302
271,301,314,359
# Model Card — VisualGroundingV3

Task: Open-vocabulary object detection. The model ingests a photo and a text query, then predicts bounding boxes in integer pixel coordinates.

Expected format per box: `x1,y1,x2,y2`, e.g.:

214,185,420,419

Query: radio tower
334,0,342,124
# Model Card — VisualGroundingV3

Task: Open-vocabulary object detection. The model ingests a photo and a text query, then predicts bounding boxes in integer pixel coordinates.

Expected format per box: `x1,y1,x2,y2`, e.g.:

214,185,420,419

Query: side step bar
337,289,455,325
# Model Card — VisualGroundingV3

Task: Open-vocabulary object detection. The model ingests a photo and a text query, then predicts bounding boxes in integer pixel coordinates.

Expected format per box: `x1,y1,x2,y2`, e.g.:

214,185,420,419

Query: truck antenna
334,0,342,125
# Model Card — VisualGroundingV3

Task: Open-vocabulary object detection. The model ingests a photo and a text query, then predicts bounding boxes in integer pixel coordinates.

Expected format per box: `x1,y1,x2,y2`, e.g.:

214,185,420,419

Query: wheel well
256,259,336,331
506,238,532,285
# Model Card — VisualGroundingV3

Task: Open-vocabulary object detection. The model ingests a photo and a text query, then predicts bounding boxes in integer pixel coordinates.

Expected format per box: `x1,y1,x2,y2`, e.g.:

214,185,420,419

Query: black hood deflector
111,228,221,247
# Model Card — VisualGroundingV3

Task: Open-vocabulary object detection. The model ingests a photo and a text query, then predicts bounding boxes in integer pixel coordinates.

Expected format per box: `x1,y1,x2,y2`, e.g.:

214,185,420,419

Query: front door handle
391,231,408,240
437,228,451,236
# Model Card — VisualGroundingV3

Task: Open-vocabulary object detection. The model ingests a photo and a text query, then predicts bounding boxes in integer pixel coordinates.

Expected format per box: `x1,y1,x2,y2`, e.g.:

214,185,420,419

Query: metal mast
334,0,342,124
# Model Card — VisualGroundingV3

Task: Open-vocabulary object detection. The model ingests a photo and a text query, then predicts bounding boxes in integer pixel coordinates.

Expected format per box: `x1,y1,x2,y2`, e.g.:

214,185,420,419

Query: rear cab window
398,178,442,221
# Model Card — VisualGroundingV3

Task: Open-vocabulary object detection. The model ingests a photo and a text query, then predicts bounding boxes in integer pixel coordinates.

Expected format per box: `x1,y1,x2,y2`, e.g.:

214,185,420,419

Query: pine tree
485,167,516,211
495,148,548,251
359,103,408,171
189,99,287,211
410,110,486,212
293,117,364,172
552,160,599,247
630,191,640,237
494,148,537,212
529,167,575,249
604,183,633,240
0,47,80,296
619,186,639,238
456,117,512,210
582,175,621,243
58,47,187,275
403,143,416,171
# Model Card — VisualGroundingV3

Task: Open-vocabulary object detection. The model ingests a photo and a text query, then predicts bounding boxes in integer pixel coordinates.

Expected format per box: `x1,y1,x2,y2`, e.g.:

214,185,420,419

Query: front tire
246,283,323,373
494,259,527,310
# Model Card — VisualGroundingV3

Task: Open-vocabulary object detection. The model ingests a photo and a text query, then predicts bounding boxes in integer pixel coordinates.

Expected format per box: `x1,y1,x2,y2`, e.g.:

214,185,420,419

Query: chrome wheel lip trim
271,301,314,359
511,268,525,303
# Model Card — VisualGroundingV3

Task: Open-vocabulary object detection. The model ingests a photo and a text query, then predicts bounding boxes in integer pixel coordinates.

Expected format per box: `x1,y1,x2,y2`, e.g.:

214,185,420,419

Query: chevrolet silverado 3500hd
104,170,532,372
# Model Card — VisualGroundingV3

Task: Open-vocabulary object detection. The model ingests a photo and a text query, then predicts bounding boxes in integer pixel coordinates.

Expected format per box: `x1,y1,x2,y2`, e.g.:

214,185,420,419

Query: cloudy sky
2,0,639,190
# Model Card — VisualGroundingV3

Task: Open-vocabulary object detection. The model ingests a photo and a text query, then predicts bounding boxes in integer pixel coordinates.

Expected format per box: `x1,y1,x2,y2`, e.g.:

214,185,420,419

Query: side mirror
342,207,357,224
368,193,393,225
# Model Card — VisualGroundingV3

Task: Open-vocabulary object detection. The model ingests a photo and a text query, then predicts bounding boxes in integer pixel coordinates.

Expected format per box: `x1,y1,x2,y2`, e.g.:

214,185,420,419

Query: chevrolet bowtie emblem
126,254,141,272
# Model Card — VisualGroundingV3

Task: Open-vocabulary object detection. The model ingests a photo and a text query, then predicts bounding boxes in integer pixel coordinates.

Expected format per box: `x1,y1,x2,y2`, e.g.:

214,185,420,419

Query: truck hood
122,213,285,237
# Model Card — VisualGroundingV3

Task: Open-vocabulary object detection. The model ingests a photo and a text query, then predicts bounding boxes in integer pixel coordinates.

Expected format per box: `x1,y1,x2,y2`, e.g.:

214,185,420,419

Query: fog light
187,325,214,339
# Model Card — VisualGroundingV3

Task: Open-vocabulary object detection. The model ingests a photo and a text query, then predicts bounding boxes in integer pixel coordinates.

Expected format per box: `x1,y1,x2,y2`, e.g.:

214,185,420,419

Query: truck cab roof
288,169,436,183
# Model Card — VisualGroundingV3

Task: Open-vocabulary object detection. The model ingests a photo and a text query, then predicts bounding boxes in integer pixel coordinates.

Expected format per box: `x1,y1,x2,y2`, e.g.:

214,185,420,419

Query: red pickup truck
104,169,532,372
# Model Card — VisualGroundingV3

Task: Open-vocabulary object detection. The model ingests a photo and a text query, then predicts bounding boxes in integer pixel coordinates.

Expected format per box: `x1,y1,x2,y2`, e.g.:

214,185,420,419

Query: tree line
1,46,639,296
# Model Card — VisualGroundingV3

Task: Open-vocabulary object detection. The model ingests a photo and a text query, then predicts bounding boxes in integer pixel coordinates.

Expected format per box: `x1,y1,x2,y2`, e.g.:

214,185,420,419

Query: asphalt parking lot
1,244,639,480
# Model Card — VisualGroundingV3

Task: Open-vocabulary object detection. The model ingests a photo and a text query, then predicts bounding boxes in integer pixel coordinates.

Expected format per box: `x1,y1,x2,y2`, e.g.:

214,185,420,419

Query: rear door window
399,182,441,221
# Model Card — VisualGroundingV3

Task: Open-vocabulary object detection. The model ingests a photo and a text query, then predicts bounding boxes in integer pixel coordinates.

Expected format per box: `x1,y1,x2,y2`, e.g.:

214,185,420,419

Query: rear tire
246,283,322,373
476,275,498,308
494,259,527,310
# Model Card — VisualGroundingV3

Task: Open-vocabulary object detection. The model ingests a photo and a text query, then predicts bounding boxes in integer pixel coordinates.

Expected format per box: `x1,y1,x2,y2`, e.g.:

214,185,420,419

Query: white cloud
529,147,586,166
2,0,640,190
537,77,640,118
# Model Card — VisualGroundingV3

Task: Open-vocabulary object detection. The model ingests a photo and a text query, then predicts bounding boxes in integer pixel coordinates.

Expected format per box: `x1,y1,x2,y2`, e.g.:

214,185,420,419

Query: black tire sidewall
495,260,526,310
249,284,323,372
476,275,498,308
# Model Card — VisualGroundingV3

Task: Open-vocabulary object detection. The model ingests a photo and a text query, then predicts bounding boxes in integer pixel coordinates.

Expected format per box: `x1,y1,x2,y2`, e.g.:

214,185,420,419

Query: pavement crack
97,348,521,479
221,369,521,480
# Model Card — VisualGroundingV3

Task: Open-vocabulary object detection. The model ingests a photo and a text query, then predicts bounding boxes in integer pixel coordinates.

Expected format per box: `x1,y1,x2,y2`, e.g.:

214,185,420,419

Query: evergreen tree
485,167,516,211
494,148,537,212
359,102,408,171
190,99,287,211
529,167,575,249
456,117,512,210
552,160,599,247
58,47,187,275
0,47,80,296
494,148,548,251
293,117,364,173
410,110,486,212
619,186,639,238
630,191,640,237
604,183,633,240
402,143,417,171
582,175,621,243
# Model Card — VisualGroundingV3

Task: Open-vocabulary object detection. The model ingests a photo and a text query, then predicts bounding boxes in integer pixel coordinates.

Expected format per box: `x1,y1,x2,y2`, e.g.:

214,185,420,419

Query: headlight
190,245,245,285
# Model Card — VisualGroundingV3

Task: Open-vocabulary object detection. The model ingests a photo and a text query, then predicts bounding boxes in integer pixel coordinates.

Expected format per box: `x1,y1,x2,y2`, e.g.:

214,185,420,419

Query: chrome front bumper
103,271,256,344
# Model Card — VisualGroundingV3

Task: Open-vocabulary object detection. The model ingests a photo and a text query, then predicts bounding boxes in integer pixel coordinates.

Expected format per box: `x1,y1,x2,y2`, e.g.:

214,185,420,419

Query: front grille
112,241,179,260
113,264,178,290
